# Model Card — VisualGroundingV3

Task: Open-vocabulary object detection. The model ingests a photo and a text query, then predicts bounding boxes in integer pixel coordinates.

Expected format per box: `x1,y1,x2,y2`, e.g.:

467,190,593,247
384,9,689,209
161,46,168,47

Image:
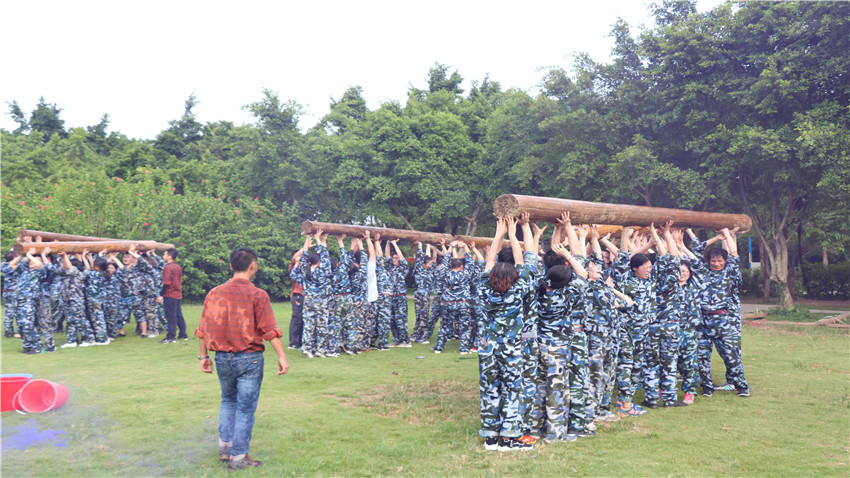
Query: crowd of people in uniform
287,214,750,453
2,243,184,353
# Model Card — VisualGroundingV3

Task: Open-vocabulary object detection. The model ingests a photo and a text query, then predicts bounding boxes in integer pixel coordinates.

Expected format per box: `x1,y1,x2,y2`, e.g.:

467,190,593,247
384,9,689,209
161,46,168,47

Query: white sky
1,0,723,140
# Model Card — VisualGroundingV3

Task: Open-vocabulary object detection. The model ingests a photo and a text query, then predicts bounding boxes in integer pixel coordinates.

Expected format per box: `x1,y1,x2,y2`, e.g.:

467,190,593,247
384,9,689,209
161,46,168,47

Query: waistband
213,350,262,356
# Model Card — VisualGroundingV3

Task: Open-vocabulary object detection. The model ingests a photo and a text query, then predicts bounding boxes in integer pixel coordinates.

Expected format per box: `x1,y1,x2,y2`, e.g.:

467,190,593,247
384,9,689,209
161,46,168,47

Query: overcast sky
1,0,723,140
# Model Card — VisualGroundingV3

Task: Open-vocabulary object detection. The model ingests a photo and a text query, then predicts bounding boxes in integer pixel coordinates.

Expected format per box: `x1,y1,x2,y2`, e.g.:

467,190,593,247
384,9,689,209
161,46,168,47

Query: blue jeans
215,351,264,456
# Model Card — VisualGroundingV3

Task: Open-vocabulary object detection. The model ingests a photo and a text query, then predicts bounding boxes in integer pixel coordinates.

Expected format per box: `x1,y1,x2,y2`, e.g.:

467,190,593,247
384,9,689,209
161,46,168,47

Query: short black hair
706,247,728,262
5,251,16,262
166,248,178,260
230,247,258,272
543,249,566,270
629,253,652,271
497,247,515,265
93,257,108,272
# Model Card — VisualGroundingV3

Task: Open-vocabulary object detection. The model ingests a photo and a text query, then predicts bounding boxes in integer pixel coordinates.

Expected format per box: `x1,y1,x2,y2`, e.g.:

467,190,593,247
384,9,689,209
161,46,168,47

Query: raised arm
590,225,603,258
391,240,405,261
722,228,738,257
485,217,507,270
662,221,678,257
506,217,524,266
552,243,588,279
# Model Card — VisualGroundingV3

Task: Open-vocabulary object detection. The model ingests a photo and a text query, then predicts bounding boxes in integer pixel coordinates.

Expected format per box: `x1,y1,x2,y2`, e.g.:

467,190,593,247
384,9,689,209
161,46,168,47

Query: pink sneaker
683,392,695,404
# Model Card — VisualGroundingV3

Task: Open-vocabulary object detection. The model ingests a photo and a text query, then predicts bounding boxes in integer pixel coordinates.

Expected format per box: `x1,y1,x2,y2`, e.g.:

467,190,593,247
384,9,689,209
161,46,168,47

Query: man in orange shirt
196,247,289,470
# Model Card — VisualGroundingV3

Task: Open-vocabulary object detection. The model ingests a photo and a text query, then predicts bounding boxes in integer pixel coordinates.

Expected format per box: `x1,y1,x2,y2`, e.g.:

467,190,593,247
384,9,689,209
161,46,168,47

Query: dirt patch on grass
330,380,478,426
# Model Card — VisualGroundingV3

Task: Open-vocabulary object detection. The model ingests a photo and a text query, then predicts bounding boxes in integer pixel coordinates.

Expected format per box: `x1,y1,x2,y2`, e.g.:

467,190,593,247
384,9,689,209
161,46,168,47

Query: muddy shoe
227,454,262,470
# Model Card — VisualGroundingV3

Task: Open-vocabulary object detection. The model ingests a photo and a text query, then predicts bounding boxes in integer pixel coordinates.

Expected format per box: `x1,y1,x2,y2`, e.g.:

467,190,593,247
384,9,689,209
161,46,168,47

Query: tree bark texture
493,194,753,230
301,222,453,245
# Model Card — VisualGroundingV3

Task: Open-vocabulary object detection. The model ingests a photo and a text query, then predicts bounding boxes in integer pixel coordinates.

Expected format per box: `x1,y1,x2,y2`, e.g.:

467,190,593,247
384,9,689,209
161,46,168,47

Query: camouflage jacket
413,250,435,294
478,263,533,344
441,252,474,302
538,273,588,345
291,244,332,297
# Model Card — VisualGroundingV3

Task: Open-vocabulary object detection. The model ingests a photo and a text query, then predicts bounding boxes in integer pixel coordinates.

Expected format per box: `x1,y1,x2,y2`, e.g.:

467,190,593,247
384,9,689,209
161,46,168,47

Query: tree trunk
758,239,771,301
823,246,829,267
301,222,452,244
14,240,174,255
493,194,752,229
18,230,122,243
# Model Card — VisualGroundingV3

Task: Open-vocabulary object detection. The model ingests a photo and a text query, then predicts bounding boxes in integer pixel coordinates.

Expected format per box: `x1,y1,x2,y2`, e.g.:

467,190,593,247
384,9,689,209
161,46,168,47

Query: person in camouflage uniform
672,230,708,404
291,231,334,358
2,251,20,338
35,249,60,352
388,240,412,347
141,251,166,337
119,249,151,337
613,227,654,416
426,254,447,345
641,223,685,408
351,232,377,352
330,235,355,356
477,217,536,451
433,241,475,353
9,249,45,354
103,253,126,339
81,250,110,345
531,251,587,442
370,236,394,351
468,245,487,349
696,228,750,397
59,253,89,347
411,242,435,343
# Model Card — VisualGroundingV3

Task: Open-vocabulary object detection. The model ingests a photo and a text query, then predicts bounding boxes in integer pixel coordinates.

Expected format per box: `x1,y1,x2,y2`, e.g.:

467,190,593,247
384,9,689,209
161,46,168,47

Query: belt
702,309,728,316
572,326,585,332
2,290,13,292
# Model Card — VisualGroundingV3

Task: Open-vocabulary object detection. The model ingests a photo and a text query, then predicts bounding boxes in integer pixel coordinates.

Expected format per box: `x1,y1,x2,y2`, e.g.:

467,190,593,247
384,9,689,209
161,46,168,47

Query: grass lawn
2,301,848,476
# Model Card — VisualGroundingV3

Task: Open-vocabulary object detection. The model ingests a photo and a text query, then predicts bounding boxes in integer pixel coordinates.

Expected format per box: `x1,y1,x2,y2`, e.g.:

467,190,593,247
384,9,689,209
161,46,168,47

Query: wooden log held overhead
13,240,175,256
17,230,116,243
452,235,498,248
301,222,453,244
493,194,753,230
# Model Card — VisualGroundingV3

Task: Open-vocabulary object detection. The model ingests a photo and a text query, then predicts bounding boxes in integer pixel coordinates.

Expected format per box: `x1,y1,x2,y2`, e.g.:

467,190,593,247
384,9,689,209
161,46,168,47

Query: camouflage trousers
86,300,108,344
434,301,472,351
519,334,539,435
35,296,55,351
390,295,410,344
64,294,88,344
426,297,445,342
411,292,431,342
586,329,615,419
374,295,393,348
643,324,680,403
103,300,121,339
567,329,589,432
677,326,699,394
16,296,38,351
303,295,333,354
352,300,376,351
698,312,749,392
3,290,18,336
530,340,569,441
142,296,161,336
616,323,648,403
333,295,355,352
478,336,524,438
469,300,483,348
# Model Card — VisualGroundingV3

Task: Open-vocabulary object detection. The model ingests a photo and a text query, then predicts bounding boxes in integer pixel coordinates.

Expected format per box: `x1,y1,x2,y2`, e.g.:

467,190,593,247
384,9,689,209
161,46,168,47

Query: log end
301,222,314,235
493,194,521,218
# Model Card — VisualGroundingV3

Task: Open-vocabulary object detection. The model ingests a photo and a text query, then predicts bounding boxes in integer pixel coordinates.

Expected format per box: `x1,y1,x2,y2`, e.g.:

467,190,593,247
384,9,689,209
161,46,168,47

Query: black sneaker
701,389,713,397
578,429,596,438
21,348,39,355
497,436,531,452
483,436,499,451
736,388,751,397
45,346,57,353
641,399,659,409
665,400,688,407
159,338,176,344
227,454,262,470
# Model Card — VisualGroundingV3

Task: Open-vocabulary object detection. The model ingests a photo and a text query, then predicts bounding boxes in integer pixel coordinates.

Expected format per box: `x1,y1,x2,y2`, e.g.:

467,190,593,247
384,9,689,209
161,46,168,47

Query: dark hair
450,258,464,269
629,253,652,271
435,255,444,265
543,249,566,270
489,262,519,293
70,258,84,270
166,248,178,260
538,265,573,296
706,248,728,262
230,247,258,272
305,252,321,282
497,247,515,264
93,257,108,272
4,251,15,262
423,255,432,264
348,261,360,280
352,250,363,263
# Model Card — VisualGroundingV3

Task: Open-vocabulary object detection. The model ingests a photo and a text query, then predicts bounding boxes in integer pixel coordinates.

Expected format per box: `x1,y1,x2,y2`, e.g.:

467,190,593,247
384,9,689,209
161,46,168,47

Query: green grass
2,301,849,476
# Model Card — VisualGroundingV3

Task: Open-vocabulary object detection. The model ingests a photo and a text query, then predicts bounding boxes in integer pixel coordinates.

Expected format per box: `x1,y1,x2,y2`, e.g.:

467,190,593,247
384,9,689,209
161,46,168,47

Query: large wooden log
301,222,453,244
13,240,174,255
452,235,497,248
17,230,119,243
493,195,752,230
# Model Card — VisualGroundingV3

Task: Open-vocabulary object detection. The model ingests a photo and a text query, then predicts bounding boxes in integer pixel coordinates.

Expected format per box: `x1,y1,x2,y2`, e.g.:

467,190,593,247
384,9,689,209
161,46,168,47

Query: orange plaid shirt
195,278,283,353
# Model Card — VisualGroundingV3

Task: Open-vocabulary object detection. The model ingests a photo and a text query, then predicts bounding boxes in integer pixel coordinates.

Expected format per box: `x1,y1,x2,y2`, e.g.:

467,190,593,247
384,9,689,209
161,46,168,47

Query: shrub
802,263,850,300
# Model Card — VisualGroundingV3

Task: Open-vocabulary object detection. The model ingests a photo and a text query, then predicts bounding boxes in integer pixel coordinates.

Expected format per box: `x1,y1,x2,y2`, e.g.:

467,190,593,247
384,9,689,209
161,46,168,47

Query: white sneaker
79,342,95,347
459,351,470,355
398,343,412,348
304,351,314,358
315,352,326,358
60,342,78,349
434,350,442,354
418,340,430,344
